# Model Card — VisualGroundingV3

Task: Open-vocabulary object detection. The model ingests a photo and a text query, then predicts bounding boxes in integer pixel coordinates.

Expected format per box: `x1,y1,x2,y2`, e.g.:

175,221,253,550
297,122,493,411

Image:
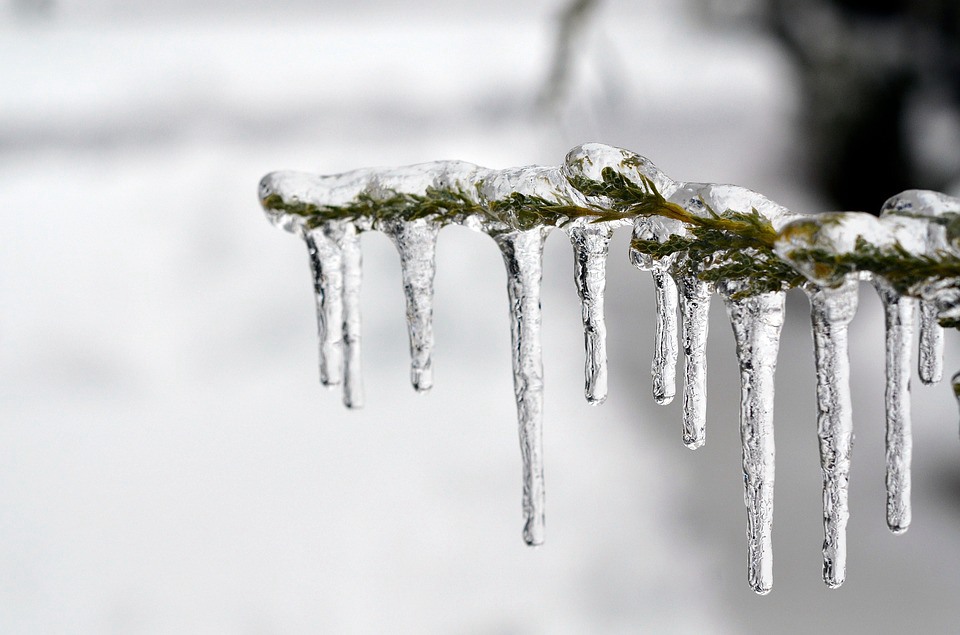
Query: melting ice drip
258,144,960,594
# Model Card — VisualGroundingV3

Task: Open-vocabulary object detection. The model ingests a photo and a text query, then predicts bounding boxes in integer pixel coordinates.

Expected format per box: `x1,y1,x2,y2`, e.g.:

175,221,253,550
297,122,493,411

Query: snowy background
3,0,960,632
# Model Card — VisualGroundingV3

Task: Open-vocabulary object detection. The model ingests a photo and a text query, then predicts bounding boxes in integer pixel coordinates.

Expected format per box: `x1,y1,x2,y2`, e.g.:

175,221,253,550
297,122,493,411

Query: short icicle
568,224,614,405
340,222,365,409
806,279,859,588
918,300,944,385
305,223,345,387
678,274,711,449
495,228,549,546
651,269,679,406
874,278,915,534
723,287,785,595
384,218,441,392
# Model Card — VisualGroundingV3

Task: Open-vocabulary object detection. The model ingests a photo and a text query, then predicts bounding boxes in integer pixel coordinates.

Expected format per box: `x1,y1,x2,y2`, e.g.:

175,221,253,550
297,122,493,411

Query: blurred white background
3,0,960,632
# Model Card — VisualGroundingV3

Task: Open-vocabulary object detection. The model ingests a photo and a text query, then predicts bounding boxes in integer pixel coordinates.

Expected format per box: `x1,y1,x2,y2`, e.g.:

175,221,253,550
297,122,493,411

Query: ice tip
411,368,433,393
888,523,909,536
585,393,607,406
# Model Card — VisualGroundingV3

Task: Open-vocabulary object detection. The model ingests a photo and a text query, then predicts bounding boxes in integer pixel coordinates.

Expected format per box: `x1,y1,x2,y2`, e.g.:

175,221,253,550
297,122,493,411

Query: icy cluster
259,143,960,595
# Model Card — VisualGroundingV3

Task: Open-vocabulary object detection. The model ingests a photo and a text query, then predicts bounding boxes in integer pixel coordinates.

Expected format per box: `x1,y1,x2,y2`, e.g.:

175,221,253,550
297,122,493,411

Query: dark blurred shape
537,0,602,111
702,0,960,212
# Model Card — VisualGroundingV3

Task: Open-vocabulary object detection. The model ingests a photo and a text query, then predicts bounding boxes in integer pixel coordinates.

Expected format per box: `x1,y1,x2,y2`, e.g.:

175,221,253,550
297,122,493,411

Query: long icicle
918,299,944,385
724,289,785,595
384,218,441,392
305,223,345,387
874,278,915,534
496,228,548,546
678,274,711,449
340,222,364,409
651,269,679,406
568,224,613,405
806,279,859,588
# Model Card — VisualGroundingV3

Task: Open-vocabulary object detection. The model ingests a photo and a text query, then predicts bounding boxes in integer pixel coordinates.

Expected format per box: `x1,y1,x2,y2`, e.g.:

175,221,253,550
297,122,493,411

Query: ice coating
495,228,549,546
881,189,960,385
260,145,960,593
805,279,859,588
562,143,677,202
305,224,345,387
382,218,441,392
567,224,613,404
775,212,927,287
723,287,785,595
874,278,914,534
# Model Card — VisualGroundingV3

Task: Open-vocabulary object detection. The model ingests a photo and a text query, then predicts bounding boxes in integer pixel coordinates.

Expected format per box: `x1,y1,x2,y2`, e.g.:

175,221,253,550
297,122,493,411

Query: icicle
806,279,859,588
383,218,441,392
881,189,960,384
678,274,710,449
651,270,679,405
918,300,944,385
304,223,346,387
723,288,785,596
568,224,613,405
495,228,549,546
873,278,915,534
340,222,364,409
628,223,680,408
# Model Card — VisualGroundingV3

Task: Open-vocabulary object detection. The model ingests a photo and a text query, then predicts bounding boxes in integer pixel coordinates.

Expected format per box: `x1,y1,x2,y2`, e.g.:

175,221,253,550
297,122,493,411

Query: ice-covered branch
258,143,960,594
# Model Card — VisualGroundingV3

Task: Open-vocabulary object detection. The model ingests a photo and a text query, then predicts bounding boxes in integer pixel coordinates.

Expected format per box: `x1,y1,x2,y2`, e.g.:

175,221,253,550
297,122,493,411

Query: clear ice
382,218,441,392
881,189,960,385
305,224,345,387
806,279,859,588
567,224,614,404
341,222,365,409
259,144,960,594
677,274,711,449
874,279,914,534
495,228,549,546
